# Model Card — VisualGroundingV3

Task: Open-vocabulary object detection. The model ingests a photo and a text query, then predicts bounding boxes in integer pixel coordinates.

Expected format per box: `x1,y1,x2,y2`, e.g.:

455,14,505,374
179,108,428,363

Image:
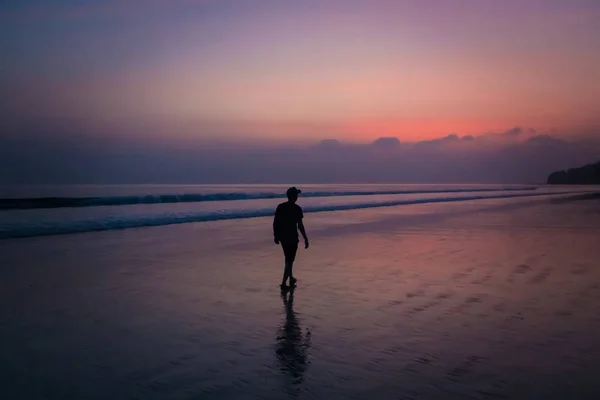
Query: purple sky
1,1,599,183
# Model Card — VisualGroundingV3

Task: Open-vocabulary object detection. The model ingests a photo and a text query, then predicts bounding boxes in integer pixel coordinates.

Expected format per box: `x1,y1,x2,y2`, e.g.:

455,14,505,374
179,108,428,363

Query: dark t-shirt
273,201,303,243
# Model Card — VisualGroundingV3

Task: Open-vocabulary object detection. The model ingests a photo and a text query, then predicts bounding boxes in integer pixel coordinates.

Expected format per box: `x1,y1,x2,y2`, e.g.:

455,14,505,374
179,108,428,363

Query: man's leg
281,263,290,287
281,242,298,287
284,261,292,284
287,242,298,286
281,243,291,287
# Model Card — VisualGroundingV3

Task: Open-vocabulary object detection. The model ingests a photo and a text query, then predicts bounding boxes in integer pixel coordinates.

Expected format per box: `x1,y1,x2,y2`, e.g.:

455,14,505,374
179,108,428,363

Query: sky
1,0,600,183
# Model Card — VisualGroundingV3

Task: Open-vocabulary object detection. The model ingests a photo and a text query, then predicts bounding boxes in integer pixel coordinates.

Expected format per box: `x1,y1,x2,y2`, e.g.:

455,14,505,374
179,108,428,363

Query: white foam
0,190,590,239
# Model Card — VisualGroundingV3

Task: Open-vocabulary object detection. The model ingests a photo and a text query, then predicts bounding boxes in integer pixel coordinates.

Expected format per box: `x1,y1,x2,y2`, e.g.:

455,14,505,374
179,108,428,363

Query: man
273,187,309,290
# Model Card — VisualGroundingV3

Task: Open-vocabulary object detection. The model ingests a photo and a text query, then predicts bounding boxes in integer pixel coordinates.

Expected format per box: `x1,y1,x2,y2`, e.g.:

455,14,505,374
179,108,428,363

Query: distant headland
547,160,600,184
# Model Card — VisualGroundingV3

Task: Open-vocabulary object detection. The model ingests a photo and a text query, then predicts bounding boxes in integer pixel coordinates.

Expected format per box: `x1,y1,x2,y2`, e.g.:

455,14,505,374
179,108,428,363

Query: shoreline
1,194,600,398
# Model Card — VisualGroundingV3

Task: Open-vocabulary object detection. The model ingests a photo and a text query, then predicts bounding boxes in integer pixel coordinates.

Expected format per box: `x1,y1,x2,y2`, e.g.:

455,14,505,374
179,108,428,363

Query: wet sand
1,193,600,399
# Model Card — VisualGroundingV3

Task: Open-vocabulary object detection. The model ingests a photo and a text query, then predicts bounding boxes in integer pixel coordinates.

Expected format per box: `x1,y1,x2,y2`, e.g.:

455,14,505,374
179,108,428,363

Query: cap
286,187,301,197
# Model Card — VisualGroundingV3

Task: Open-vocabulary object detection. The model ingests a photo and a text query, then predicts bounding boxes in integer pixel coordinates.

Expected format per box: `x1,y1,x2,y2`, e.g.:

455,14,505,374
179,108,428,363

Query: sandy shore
1,193,600,399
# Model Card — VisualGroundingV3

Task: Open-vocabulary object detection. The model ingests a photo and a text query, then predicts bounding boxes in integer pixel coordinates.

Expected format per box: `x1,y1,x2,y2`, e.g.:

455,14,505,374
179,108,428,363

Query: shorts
281,241,299,263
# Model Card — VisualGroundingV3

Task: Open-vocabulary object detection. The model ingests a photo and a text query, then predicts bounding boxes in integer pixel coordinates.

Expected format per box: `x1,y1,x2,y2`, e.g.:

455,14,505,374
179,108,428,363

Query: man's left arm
273,206,280,244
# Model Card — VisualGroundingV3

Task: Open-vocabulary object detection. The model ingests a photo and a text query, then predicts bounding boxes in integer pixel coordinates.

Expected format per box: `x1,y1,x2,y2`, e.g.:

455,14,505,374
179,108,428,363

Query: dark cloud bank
2,127,599,184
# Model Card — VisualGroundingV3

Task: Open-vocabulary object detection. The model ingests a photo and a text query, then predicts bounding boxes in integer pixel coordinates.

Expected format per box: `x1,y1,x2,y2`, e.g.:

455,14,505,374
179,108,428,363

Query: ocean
0,183,590,239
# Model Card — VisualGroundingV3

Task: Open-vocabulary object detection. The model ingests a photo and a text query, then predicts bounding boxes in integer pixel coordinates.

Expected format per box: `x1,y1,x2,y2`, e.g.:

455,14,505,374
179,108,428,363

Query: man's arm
298,220,309,249
273,207,280,244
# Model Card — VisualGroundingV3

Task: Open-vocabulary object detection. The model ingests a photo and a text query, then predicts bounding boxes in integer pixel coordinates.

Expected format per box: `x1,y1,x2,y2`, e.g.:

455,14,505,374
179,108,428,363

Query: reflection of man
273,187,309,290
275,289,311,386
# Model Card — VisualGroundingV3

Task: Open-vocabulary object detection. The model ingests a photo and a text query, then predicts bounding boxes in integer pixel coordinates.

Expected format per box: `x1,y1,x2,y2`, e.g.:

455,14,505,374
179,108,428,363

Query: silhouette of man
275,288,311,387
273,187,309,290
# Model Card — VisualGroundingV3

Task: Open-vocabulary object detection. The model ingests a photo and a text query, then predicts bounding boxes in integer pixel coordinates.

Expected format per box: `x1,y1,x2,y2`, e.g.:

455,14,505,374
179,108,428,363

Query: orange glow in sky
2,0,600,143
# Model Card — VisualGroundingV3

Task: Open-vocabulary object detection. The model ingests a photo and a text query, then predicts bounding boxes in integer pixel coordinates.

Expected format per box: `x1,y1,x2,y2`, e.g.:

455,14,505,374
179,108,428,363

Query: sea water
0,183,592,238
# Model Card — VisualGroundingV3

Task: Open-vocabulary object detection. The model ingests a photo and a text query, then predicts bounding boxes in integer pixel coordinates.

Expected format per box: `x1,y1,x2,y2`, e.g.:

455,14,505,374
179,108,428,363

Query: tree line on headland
547,160,600,184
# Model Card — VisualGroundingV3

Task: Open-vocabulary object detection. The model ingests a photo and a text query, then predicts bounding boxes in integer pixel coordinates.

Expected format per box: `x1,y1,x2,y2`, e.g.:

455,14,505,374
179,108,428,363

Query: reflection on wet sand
275,288,311,390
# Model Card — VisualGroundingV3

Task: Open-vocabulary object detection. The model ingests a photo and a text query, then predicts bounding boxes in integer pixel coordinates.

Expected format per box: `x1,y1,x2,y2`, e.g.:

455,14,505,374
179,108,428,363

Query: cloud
371,137,401,149
312,139,342,150
2,126,599,184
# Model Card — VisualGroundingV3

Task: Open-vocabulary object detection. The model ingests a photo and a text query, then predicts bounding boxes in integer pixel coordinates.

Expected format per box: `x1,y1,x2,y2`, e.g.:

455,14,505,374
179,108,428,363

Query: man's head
286,187,301,202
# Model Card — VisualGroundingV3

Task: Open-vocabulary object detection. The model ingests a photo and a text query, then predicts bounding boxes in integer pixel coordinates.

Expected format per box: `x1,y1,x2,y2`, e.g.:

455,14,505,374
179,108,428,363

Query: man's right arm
298,207,309,249
298,220,309,249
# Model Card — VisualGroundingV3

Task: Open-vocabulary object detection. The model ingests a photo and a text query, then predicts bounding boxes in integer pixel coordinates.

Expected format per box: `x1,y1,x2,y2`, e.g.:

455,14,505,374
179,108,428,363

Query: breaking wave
0,187,537,210
0,190,580,239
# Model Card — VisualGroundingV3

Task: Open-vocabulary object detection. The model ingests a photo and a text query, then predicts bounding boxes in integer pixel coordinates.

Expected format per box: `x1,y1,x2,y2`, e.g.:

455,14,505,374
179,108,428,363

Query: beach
2,192,600,399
